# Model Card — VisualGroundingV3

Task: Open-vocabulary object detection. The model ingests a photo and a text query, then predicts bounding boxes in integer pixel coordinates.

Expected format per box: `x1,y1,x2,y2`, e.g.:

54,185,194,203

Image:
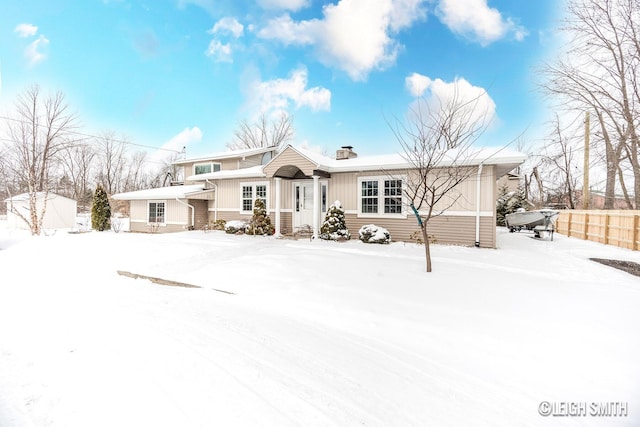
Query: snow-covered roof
4,192,76,203
173,146,276,165
112,184,208,200
280,144,527,175
186,165,266,181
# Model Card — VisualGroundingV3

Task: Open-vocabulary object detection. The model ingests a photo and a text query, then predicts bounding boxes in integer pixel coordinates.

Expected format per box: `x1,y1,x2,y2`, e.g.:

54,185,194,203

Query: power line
0,115,182,154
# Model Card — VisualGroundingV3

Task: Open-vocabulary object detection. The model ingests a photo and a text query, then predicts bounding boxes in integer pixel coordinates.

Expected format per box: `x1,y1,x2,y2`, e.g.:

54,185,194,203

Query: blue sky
0,0,562,160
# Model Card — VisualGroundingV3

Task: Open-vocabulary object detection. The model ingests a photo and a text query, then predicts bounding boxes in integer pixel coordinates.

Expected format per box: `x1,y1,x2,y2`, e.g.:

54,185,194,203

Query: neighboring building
113,144,526,248
497,172,521,194
5,192,78,230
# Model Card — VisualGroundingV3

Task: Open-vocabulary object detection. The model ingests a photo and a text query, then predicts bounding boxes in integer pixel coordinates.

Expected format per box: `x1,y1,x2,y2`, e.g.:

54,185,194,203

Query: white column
274,177,282,237
312,175,320,239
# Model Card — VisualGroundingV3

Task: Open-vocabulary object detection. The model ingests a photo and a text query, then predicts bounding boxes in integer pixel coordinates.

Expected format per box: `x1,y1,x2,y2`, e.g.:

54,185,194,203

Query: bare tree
539,114,581,208
390,91,492,272
2,85,77,235
227,112,294,150
59,142,96,210
539,0,640,208
95,130,128,195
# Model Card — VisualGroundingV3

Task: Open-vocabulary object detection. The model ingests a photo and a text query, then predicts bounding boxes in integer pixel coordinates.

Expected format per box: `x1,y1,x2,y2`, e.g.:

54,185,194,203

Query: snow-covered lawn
0,223,638,426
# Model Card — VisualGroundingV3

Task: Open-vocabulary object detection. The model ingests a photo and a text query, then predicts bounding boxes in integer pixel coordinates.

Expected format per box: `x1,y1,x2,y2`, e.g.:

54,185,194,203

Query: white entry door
294,182,315,228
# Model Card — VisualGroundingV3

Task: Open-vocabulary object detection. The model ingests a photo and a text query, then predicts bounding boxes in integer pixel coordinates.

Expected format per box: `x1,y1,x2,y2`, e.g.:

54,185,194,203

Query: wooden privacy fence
556,210,640,250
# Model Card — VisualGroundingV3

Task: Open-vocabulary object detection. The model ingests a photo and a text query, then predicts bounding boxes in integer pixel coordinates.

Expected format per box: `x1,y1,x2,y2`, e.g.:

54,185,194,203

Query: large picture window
148,201,165,223
240,182,269,213
358,176,405,217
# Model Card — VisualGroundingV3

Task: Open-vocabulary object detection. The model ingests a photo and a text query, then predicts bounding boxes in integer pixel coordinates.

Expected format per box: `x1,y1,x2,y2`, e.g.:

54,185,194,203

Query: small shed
5,192,77,230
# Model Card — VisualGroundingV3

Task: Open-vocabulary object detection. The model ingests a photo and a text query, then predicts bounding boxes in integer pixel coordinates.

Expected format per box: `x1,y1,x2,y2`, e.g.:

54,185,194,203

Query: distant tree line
0,85,181,217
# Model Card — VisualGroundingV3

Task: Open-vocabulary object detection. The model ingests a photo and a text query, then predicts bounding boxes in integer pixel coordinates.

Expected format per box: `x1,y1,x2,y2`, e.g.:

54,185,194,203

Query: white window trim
357,176,407,219
193,162,221,176
147,200,167,226
239,181,269,215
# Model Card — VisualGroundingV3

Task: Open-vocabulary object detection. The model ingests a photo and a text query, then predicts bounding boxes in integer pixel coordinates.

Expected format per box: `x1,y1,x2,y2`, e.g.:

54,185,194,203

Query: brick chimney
336,145,357,160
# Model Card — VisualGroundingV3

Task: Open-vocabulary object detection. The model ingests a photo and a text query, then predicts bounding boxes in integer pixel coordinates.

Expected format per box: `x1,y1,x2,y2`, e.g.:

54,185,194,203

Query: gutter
475,163,483,247
206,180,218,222
175,197,195,229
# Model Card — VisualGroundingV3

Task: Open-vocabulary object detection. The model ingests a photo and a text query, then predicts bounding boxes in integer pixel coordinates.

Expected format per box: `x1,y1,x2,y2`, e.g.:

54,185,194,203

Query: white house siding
6,193,77,230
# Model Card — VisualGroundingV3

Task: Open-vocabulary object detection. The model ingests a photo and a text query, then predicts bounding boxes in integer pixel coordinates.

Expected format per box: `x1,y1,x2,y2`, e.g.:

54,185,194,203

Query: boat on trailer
505,208,560,236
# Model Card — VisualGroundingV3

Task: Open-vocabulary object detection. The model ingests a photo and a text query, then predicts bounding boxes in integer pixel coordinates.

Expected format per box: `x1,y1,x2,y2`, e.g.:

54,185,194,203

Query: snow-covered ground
0,222,638,426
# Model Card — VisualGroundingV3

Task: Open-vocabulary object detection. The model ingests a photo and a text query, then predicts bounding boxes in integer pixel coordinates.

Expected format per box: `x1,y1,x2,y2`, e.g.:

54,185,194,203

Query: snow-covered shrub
246,198,274,235
224,220,249,234
359,224,390,244
211,219,226,231
320,200,351,241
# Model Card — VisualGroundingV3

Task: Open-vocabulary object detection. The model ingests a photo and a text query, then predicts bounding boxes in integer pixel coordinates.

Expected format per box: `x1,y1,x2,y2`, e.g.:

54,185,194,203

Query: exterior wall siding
182,153,265,184
189,199,209,229
6,195,77,230
263,147,317,177
129,199,189,233
344,214,495,247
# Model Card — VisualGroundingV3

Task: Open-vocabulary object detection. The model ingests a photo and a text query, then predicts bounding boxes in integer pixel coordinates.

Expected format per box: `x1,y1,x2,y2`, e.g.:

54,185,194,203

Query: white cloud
25,35,49,66
209,17,244,38
164,126,203,151
151,127,203,164
405,72,432,97
436,0,527,46
14,23,38,38
249,67,331,115
258,0,428,81
257,0,310,11
205,40,233,62
408,75,497,129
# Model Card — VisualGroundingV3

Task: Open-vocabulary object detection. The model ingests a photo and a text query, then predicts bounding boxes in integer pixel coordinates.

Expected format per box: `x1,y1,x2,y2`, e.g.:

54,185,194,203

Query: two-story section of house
112,146,276,233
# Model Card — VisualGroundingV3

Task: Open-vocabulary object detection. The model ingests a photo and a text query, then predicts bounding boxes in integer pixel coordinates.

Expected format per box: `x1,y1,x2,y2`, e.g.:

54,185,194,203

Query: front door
294,182,314,228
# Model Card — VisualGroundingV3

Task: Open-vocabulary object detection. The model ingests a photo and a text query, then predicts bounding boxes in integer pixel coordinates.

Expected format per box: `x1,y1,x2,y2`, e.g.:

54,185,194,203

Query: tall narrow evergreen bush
92,185,111,231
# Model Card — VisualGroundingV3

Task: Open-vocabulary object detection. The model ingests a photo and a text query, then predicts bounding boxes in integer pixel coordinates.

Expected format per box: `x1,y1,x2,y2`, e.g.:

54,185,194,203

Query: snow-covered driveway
1,226,638,426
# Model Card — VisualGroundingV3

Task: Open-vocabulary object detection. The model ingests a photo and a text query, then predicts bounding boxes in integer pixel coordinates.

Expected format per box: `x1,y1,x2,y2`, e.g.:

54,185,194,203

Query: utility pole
583,111,590,209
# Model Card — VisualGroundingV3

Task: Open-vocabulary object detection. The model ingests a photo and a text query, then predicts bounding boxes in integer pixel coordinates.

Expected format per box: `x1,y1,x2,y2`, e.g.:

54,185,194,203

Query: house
113,144,526,248
5,192,78,230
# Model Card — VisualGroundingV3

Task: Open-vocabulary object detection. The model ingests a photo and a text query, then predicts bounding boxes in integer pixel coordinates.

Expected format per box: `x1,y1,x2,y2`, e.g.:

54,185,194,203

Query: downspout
475,163,483,247
175,197,195,229
206,180,218,222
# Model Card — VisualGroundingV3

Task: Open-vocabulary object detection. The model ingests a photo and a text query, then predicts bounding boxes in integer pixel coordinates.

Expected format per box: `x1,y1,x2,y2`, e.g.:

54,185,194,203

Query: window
148,201,165,223
242,186,253,212
384,179,402,213
358,176,405,217
194,162,221,175
240,182,269,213
361,180,379,213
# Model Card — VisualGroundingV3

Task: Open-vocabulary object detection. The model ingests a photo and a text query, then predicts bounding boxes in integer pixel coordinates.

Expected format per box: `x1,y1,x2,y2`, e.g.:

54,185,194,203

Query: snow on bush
247,198,274,236
320,200,351,241
224,220,249,234
359,224,390,244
